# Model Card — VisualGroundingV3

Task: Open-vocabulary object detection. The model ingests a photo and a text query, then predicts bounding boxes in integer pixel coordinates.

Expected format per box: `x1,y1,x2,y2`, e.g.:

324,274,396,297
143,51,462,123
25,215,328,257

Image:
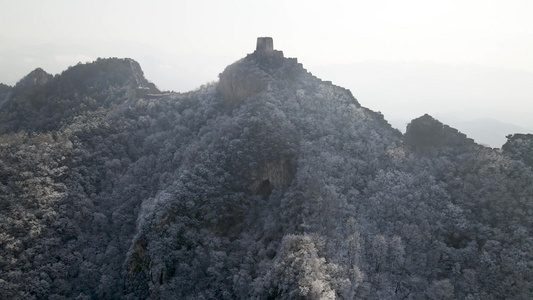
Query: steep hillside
503,133,533,168
0,38,532,299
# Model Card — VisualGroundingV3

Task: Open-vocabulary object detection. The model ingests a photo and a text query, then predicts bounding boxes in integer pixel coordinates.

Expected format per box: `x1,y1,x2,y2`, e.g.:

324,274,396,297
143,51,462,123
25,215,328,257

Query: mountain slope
0,58,158,134
0,38,532,299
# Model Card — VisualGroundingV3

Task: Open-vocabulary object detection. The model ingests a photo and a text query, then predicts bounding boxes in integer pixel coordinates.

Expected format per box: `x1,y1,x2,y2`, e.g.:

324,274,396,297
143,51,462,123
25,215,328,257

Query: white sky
1,0,533,140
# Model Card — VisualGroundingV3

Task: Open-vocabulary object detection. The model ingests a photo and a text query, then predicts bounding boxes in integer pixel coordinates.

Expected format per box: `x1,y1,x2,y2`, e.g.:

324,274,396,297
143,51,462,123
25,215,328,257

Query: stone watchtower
256,37,274,52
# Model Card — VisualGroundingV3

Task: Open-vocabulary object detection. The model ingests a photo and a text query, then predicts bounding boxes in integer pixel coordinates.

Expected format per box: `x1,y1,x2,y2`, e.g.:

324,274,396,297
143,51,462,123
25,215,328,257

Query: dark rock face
405,114,474,148
405,114,445,147
249,156,297,197
217,59,269,106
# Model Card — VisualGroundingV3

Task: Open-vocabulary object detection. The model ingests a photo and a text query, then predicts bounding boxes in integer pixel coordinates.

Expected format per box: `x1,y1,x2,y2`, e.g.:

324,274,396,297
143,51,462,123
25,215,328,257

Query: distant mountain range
389,117,532,148
450,118,532,148
310,60,533,146
0,38,532,299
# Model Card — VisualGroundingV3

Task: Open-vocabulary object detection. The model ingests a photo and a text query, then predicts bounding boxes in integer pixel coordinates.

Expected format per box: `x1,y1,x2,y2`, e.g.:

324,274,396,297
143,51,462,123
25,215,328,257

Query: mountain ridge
0,50,513,148
0,57,158,134
0,38,532,299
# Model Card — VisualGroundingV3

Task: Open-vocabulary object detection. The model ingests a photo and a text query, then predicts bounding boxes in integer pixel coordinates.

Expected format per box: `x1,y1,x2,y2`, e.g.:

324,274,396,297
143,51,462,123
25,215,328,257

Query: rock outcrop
13,68,53,92
503,133,533,167
249,157,296,199
218,37,303,107
404,114,475,148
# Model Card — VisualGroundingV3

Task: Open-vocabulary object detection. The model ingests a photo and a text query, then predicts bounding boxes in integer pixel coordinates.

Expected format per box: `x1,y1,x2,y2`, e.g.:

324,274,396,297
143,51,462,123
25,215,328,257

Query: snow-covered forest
1,43,532,299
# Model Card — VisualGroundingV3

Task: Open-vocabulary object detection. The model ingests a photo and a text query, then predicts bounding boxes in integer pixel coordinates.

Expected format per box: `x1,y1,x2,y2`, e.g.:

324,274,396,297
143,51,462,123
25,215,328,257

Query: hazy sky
1,0,532,140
